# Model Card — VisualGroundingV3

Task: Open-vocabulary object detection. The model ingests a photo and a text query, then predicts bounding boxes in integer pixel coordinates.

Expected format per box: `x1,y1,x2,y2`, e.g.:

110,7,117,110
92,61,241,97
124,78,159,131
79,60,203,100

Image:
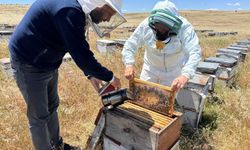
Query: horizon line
0,3,249,12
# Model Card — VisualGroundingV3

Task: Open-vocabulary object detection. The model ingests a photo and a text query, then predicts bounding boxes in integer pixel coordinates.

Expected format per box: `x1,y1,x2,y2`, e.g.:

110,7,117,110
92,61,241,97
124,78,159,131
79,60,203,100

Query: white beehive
96,39,118,54
176,73,213,128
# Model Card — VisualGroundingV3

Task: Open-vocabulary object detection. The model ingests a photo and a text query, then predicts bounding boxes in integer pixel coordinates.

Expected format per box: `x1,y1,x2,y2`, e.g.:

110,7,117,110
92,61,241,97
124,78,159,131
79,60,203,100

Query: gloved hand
124,65,136,80
110,76,121,90
171,75,189,92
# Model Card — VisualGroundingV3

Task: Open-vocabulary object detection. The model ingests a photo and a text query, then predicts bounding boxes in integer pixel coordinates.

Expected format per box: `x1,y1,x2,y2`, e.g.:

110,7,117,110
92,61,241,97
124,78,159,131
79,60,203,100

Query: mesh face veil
77,0,127,38
88,9,126,37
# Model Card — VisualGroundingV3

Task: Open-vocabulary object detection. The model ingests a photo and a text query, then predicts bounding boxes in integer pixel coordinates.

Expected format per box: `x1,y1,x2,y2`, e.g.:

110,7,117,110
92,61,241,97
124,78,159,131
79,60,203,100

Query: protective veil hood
153,0,179,16
77,0,106,14
148,0,183,42
77,0,127,38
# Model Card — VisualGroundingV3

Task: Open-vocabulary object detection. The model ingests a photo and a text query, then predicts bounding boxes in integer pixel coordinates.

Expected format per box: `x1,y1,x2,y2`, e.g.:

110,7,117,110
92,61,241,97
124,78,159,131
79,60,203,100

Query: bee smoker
101,88,133,107
88,76,133,108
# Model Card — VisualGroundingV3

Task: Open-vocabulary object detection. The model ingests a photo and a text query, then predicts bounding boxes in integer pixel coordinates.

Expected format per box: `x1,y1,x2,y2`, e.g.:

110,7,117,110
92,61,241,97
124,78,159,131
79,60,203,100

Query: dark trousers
11,59,60,150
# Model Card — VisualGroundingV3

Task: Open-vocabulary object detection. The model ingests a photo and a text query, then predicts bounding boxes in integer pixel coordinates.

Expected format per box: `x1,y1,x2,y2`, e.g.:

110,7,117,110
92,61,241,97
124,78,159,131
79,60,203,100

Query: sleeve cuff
125,62,135,67
181,73,191,80
125,64,134,68
109,75,115,83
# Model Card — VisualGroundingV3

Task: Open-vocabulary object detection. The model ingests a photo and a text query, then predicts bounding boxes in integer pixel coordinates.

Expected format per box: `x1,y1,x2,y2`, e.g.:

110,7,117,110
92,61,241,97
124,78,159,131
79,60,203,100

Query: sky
0,0,250,12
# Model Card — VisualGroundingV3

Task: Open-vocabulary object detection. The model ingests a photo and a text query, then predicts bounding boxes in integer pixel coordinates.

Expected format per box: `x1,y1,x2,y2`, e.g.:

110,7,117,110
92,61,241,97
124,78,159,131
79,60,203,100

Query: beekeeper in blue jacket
8,0,126,149
122,0,201,91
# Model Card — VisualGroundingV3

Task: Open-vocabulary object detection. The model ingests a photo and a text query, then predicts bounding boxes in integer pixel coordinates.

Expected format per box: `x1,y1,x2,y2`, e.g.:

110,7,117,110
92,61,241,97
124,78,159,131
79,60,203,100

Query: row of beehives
0,24,15,40
176,38,250,129
194,29,238,37
0,53,72,77
207,31,238,37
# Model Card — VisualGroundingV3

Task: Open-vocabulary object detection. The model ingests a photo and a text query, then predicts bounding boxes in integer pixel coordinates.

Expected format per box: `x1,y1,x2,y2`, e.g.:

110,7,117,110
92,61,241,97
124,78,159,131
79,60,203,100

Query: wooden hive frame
129,78,176,116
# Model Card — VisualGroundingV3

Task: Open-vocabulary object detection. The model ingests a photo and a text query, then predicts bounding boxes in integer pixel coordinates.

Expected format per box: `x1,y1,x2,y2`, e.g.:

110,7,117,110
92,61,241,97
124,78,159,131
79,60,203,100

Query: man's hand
171,75,189,92
110,76,121,90
124,65,136,80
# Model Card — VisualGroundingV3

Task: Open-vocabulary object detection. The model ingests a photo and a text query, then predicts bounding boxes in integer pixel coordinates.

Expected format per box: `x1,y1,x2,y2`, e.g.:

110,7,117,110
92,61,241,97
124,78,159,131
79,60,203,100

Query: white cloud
122,9,128,12
227,2,241,6
207,8,219,11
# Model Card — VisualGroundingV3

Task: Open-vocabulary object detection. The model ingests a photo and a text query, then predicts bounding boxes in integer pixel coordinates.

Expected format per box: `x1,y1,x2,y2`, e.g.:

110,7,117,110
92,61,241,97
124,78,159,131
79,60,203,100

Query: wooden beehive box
104,78,182,150
105,102,182,150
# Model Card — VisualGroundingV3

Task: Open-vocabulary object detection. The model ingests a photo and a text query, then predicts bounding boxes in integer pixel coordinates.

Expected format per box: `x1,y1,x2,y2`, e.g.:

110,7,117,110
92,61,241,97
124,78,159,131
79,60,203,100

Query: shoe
63,143,81,150
51,137,81,150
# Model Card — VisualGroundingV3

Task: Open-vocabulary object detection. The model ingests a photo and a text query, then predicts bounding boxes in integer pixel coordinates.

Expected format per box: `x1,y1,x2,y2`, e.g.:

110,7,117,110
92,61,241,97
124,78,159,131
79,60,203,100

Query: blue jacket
9,0,113,82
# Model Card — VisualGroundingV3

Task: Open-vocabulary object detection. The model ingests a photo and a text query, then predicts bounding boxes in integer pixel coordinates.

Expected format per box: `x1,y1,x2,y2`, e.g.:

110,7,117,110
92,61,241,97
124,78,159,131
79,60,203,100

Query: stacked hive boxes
176,38,250,129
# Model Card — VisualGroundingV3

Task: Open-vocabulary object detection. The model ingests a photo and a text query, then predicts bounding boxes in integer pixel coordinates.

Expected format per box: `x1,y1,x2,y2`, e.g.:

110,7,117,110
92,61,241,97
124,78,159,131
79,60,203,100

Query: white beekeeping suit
122,0,201,86
77,0,126,37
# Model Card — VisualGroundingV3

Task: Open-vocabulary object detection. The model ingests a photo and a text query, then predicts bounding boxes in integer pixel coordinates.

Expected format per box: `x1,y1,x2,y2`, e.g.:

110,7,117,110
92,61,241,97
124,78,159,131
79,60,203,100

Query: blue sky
1,0,250,12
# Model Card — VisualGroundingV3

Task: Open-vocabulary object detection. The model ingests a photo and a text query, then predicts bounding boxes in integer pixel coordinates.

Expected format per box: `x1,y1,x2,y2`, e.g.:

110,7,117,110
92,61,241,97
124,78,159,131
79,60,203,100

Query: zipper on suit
164,53,168,72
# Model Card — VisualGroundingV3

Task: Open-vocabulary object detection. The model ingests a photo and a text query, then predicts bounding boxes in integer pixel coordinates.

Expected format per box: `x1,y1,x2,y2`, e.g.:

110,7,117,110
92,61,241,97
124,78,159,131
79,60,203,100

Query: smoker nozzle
101,88,133,107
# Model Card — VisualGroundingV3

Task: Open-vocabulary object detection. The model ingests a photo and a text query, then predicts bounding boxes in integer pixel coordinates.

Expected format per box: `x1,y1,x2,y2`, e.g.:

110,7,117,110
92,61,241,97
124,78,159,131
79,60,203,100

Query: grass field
0,4,250,150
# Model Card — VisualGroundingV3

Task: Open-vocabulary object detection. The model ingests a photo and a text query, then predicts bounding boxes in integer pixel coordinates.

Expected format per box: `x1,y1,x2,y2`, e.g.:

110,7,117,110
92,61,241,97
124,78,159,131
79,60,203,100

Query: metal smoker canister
101,88,132,107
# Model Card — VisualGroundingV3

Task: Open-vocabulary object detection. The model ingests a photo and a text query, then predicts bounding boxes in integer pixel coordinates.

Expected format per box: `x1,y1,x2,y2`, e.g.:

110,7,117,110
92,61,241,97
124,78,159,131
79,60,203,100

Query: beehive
104,78,182,150
105,102,182,150
205,57,238,82
0,58,13,76
217,48,244,62
176,73,213,128
96,39,117,54
196,61,219,75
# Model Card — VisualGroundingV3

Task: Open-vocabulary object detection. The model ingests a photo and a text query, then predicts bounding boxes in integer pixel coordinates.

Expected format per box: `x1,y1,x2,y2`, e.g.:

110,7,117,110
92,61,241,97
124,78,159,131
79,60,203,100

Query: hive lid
218,48,242,55
216,53,240,61
227,46,249,52
196,61,219,74
0,58,10,65
204,57,237,68
187,73,211,87
231,43,250,48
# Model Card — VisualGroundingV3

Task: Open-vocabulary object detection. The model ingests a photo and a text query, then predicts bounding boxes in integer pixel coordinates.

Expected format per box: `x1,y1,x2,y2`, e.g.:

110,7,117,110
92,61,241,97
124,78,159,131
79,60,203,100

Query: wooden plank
86,112,105,150
105,108,158,150
133,78,173,92
158,117,182,150
103,136,128,150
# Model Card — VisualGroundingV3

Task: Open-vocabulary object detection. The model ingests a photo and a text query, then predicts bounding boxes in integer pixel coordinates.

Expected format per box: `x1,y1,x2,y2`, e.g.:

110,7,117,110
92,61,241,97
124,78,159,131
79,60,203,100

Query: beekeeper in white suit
122,0,201,92
9,0,126,149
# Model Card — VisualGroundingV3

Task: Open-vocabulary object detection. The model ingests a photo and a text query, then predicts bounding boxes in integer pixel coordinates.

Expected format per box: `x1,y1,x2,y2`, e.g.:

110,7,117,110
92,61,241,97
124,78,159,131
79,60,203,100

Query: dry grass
0,40,9,59
0,4,250,150
181,10,250,36
0,4,29,25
